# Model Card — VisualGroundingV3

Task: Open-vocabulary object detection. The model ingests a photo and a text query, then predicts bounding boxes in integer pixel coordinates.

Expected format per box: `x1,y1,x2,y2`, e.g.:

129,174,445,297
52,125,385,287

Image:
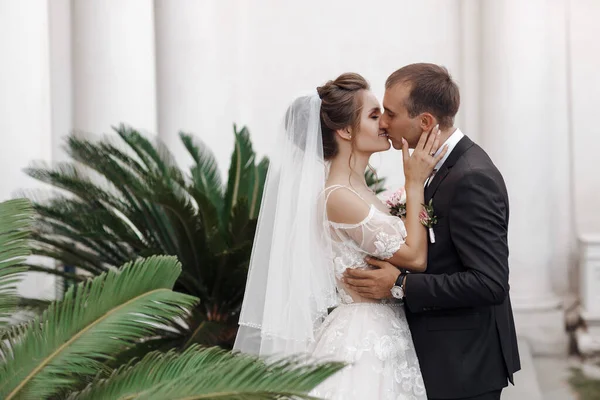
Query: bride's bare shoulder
324,185,371,225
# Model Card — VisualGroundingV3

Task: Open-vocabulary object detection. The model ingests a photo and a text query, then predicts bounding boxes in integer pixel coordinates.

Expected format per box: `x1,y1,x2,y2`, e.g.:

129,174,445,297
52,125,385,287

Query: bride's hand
402,125,448,186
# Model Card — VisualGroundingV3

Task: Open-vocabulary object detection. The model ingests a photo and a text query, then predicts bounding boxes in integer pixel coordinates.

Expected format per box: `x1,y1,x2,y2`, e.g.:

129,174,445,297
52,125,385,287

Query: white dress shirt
427,128,465,186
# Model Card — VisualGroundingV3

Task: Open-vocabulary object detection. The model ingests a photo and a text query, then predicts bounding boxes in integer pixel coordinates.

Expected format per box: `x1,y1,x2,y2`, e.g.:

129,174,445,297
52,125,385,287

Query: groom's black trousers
430,389,502,400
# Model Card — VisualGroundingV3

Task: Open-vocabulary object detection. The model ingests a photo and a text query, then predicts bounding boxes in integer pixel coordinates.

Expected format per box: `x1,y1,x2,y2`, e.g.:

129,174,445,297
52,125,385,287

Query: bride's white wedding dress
309,185,427,400
233,94,426,399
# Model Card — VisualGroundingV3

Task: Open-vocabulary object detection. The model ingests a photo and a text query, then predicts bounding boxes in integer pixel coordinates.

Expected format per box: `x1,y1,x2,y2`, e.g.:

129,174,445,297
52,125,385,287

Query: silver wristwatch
390,272,407,299
390,285,404,299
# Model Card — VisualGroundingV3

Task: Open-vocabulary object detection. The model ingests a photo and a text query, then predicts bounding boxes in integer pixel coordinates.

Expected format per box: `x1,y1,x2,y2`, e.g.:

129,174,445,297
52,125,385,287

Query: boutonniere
386,187,406,218
419,200,438,243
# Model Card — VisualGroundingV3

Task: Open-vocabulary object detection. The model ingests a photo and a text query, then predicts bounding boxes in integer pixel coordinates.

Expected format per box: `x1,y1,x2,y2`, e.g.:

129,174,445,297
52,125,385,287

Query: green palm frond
67,345,345,400
16,297,52,314
25,124,270,352
249,157,269,219
0,199,33,329
0,256,199,400
64,135,172,252
21,263,86,282
180,132,223,213
223,126,257,226
365,168,387,194
115,125,182,181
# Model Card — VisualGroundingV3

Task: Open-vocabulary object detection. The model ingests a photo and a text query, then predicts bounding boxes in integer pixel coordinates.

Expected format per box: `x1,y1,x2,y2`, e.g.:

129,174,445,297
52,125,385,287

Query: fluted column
49,0,72,163
457,0,481,143
72,0,157,136
480,0,567,354
569,0,600,355
154,0,248,173
0,0,56,298
155,0,218,167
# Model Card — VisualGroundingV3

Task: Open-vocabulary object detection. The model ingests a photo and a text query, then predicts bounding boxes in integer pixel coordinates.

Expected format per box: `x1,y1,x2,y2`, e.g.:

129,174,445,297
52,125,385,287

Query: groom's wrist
394,271,408,299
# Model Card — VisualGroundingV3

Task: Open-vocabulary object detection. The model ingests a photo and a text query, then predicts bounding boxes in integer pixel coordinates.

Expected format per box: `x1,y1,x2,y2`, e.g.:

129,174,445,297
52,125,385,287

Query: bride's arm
385,181,428,272
327,131,447,273
327,182,428,273
385,131,447,271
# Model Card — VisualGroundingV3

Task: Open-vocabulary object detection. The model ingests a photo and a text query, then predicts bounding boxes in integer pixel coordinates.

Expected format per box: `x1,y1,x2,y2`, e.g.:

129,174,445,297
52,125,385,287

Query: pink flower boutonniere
386,187,407,218
387,189,438,243
420,199,438,244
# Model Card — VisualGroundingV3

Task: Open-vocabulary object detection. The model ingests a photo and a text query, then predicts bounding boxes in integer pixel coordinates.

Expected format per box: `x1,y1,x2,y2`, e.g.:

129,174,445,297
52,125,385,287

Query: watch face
391,286,404,299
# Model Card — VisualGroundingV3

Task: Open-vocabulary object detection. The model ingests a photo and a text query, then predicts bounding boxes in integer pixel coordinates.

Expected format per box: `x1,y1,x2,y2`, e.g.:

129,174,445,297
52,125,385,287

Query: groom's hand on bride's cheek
342,258,399,299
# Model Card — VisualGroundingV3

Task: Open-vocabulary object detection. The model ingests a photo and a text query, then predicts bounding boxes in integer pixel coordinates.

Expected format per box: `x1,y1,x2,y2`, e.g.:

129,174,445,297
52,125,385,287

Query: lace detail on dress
327,201,407,305
373,231,403,259
309,303,427,399
315,186,426,399
333,243,368,279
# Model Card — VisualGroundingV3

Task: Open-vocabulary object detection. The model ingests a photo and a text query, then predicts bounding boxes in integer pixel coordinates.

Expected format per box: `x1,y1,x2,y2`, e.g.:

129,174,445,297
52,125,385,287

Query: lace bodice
325,185,407,304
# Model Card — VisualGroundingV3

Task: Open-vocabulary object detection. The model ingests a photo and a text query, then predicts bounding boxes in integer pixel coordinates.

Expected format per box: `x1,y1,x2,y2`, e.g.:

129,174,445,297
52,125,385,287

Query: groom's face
381,83,422,149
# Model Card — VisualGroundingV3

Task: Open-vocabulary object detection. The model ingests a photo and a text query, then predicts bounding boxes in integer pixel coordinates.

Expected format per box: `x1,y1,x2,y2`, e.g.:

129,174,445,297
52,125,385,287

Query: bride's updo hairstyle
317,73,370,161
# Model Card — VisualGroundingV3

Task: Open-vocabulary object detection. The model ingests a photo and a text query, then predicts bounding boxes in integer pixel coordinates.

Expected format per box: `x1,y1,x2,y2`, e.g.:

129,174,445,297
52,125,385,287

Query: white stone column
154,0,244,174
0,0,56,299
72,0,157,136
49,0,72,163
456,0,481,144
480,0,567,355
569,0,600,355
577,235,600,355
154,0,218,169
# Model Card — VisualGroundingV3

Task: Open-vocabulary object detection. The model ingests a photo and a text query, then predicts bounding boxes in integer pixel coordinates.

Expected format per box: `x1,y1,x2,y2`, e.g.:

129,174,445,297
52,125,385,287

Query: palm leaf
1,297,45,329
114,125,176,179
16,297,52,314
364,168,386,194
0,255,199,400
223,126,257,226
180,133,223,213
249,157,269,219
21,263,86,282
67,345,345,400
64,136,175,253
25,126,271,351
0,199,33,329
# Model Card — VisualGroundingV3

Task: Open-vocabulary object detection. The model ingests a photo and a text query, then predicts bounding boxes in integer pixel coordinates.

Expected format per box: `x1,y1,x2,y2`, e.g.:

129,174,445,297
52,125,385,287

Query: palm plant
0,255,344,399
0,199,33,330
364,167,386,195
25,125,266,350
67,347,343,400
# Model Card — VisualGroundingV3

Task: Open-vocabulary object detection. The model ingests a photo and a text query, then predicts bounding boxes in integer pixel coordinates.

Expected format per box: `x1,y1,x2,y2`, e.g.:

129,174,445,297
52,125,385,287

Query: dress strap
324,184,370,206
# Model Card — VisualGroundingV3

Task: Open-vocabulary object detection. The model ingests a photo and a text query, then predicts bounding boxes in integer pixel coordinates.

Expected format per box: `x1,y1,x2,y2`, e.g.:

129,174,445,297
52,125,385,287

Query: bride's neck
328,151,371,187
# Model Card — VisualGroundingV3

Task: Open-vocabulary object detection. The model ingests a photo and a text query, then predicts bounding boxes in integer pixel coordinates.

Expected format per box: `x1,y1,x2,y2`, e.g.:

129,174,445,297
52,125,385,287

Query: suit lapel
425,166,450,202
425,136,474,202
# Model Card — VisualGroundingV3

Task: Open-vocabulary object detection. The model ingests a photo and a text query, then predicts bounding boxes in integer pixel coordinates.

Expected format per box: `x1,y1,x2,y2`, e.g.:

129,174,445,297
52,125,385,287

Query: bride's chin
377,142,391,152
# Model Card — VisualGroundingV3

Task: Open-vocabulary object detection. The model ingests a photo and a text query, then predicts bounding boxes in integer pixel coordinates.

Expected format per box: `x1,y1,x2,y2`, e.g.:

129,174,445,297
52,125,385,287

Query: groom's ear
418,113,437,132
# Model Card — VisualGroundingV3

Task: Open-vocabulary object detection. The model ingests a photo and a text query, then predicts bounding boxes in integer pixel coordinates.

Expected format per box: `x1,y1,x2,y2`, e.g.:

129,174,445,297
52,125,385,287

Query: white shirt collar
432,128,464,171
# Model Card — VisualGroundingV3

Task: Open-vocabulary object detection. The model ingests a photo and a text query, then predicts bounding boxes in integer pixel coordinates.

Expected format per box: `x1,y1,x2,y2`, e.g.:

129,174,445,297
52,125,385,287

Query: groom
343,63,520,400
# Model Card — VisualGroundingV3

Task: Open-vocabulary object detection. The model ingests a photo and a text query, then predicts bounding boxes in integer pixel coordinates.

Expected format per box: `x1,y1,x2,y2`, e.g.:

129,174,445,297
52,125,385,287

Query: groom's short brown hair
386,63,460,128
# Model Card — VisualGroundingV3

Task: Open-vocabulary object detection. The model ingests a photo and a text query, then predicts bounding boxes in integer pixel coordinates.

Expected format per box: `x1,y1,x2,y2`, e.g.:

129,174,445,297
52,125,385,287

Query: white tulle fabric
234,93,338,357
309,186,427,399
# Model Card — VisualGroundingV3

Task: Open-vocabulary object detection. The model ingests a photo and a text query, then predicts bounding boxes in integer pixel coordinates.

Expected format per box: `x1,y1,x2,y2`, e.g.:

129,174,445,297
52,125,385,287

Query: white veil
233,93,338,357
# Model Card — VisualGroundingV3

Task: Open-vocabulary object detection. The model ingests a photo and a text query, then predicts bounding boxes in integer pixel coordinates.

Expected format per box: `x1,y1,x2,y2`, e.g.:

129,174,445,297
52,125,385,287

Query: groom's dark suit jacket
404,136,520,399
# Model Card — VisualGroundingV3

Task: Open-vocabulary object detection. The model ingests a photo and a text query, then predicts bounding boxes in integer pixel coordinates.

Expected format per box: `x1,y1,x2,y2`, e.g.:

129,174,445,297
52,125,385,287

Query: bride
234,73,446,399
